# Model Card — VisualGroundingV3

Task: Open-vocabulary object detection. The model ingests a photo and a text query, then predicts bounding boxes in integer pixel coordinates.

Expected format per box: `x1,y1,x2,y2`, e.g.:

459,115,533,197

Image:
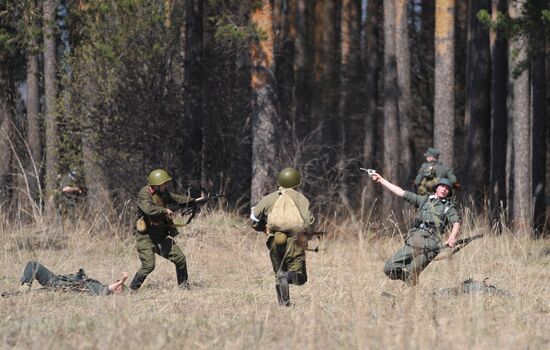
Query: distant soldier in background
129,169,203,291
251,167,315,306
371,173,461,286
55,169,86,217
414,148,457,195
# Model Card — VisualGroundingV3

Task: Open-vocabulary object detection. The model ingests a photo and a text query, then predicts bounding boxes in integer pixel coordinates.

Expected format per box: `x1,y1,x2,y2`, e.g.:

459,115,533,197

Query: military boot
277,272,290,306
129,272,147,291
176,268,190,290
275,285,284,305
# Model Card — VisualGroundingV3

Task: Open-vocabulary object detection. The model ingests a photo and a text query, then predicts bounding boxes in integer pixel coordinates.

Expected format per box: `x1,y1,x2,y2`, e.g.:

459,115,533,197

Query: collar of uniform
429,194,447,203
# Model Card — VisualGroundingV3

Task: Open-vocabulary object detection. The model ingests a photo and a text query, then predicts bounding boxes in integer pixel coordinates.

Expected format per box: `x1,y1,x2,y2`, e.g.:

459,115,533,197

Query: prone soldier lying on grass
2,261,128,297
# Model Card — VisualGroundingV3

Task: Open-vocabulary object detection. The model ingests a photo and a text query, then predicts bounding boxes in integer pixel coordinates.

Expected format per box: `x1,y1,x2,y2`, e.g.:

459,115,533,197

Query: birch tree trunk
508,0,532,232
434,0,455,165
382,0,401,214
25,1,42,204
489,0,508,224
43,0,59,211
250,0,278,204
463,0,491,199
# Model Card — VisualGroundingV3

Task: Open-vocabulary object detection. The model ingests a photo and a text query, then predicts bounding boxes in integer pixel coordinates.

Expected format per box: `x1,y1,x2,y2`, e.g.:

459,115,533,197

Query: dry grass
1,210,550,350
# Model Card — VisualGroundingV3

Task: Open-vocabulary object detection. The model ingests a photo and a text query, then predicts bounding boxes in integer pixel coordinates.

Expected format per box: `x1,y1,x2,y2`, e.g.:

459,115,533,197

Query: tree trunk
508,0,532,232
395,0,413,186
293,0,312,140
43,0,59,211
463,0,491,200
434,0,455,165
382,0,401,215
0,58,14,204
489,0,508,225
532,0,547,236
250,0,278,204
362,0,381,216
182,0,203,190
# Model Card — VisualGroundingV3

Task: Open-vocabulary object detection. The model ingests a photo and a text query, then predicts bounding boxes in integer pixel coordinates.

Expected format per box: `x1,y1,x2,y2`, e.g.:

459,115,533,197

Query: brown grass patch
1,210,549,349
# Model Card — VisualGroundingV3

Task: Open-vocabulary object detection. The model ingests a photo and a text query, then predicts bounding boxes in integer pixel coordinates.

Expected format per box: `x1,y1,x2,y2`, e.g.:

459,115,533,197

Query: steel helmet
435,178,453,196
277,167,301,188
147,169,172,186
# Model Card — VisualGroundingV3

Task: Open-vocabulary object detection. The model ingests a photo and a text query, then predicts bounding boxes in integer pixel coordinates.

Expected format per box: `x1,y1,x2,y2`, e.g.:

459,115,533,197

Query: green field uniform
130,186,191,290
414,161,457,195
384,191,460,283
251,189,314,300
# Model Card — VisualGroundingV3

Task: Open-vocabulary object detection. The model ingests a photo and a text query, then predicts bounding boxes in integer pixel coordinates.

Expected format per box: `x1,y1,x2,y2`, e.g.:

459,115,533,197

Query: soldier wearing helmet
250,167,315,306
129,169,202,291
55,169,86,218
414,147,457,195
371,173,461,286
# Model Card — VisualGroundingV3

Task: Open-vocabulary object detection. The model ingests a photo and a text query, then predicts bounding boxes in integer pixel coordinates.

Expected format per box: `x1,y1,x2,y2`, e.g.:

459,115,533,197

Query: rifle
433,234,484,261
302,231,328,252
167,194,224,225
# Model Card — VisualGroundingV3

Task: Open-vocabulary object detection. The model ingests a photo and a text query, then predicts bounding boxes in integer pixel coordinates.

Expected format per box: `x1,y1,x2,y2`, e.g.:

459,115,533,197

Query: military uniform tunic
384,191,461,282
414,161,457,195
251,188,314,285
130,186,191,290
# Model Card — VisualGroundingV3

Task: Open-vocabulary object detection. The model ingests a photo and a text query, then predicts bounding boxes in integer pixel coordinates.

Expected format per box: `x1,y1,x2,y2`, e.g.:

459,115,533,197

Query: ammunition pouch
136,217,147,233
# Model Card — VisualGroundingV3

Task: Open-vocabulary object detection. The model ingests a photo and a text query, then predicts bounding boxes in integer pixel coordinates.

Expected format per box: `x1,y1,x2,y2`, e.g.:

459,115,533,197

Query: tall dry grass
1,209,549,349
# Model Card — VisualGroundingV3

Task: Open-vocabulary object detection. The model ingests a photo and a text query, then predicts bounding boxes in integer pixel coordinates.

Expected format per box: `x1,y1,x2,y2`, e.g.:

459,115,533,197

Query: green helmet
435,178,453,195
147,169,172,186
277,167,301,188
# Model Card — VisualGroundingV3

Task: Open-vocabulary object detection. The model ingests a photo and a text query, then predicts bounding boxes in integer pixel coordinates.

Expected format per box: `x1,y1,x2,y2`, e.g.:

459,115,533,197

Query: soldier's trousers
269,236,307,286
384,230,441,282
134,233,188,283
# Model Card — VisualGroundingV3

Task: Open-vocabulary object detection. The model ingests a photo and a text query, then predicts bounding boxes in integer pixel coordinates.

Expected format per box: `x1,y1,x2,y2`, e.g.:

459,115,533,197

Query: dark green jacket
136,186,191,238
403,191,460,235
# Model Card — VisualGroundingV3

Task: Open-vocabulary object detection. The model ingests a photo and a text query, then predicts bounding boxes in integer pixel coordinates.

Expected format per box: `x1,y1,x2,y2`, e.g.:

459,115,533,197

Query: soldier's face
435,184,451,198
426,155,436,162
159,183,168,193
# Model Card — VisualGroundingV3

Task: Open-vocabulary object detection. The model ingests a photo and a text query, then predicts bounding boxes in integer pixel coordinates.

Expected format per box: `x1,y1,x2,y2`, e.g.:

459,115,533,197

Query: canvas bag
267,188,305,235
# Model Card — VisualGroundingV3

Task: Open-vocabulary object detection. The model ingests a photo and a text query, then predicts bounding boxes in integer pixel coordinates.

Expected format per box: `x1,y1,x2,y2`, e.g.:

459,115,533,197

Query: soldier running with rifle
250,167,318,306
130,169,214,291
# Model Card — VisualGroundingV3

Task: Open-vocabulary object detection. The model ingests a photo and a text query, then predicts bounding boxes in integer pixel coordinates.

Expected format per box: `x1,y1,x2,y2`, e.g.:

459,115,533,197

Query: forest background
0,0,549,235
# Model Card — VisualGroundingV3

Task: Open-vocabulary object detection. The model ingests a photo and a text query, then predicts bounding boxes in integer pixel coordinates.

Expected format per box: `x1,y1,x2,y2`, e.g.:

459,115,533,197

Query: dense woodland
0,0,549,234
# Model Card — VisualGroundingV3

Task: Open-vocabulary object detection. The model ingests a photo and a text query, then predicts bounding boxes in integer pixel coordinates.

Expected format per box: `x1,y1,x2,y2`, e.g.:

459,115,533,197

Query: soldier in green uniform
371,172,461,286
129,169,202,291
55,169,86,217
414,147,457,195
250,167,315,306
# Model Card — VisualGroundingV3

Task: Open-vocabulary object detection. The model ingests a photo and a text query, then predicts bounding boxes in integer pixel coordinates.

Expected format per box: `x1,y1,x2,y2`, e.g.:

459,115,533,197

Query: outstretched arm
371,173,405,197
445,222,460,247
108,272,128,294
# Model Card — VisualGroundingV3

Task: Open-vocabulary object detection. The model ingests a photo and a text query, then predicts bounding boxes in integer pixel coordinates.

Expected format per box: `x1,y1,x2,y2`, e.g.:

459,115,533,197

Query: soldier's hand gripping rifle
167,194,224,226
433,234,484,261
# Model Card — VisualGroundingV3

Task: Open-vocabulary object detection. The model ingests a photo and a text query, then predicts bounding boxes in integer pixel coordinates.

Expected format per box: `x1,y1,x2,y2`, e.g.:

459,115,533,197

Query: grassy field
1,210,550,349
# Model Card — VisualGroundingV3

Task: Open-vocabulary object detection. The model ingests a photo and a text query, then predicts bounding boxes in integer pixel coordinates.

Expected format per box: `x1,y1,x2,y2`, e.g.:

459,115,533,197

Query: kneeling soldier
372,173,461,286
130,169,202,291
251,167,315,306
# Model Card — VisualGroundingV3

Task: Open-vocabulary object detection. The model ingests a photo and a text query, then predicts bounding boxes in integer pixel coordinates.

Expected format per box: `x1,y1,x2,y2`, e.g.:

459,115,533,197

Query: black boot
130,272,147,291
277,272,290,306
275,285,284,305
176,268,189,289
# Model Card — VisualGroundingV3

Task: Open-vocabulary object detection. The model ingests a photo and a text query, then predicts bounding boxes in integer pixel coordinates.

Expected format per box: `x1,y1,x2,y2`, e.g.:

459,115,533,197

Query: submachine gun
167,194,224,226
433,234,484,261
